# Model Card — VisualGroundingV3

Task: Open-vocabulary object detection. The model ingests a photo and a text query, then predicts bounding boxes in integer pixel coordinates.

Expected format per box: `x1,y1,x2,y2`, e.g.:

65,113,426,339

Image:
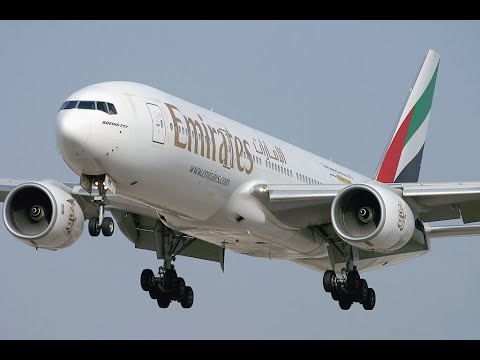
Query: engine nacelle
331,182,414,252
2,180,84,250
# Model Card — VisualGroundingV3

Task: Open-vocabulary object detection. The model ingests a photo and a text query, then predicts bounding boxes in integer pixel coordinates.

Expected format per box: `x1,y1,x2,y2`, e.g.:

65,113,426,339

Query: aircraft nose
56,110,91,159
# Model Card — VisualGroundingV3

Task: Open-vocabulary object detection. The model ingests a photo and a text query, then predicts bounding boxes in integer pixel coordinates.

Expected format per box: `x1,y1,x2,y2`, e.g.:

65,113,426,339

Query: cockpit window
107,103,117,115
64,100,78,109
78,101,96,110
59,100,117,115
96,102,108,113
59,101,68,111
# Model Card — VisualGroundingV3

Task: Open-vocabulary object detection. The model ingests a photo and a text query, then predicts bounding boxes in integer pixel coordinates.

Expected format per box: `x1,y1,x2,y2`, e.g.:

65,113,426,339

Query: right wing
0,179,225,267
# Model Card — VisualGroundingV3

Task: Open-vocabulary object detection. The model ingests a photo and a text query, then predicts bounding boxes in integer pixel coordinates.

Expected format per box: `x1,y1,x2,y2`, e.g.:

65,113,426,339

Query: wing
0,179,224,267
249,181,480,272
251,181,480,229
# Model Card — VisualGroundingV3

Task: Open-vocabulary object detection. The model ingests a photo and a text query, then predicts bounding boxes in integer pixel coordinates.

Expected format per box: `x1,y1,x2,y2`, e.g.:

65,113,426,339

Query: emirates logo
398,202,406,231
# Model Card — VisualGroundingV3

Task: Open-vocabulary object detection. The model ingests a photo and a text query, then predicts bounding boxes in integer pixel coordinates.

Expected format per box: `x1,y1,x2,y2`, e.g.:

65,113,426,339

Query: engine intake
331,182,414,252
2,181,84,250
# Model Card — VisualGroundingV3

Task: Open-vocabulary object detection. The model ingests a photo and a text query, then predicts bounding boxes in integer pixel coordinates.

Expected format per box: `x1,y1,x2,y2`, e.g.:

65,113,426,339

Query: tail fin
375,49,440,183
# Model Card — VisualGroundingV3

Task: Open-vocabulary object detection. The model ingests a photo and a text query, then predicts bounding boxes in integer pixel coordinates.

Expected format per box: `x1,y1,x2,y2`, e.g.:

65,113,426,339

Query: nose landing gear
82,174,115,237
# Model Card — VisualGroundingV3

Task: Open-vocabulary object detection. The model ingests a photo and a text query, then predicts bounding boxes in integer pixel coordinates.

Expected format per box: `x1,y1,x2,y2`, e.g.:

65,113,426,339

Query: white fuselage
57,81,370,262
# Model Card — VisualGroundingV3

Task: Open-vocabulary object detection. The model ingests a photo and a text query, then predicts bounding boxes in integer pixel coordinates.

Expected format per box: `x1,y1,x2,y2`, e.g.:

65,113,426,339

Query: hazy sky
1,20,480,339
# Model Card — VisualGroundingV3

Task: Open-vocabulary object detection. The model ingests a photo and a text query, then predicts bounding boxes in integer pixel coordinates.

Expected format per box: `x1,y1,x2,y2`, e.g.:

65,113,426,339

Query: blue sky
1,20,480,339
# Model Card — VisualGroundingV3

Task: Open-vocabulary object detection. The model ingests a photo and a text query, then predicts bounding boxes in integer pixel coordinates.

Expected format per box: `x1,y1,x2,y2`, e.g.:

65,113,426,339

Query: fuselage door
147,103,166,144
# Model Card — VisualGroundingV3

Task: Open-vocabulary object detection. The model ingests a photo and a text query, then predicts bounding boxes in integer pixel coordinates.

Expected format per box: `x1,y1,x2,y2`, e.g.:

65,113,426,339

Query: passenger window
64,100,78,109
97,102,108,113
107,103,117,115
78,101,95,110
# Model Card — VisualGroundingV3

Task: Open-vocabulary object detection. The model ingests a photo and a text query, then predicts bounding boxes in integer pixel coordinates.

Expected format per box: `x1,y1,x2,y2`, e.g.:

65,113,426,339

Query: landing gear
140,220,195,309
323,267,376,311
140,265,194,309
84,174,115,238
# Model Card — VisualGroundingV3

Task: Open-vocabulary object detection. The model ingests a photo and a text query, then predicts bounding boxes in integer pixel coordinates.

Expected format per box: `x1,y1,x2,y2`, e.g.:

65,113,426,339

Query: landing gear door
147,103,166,144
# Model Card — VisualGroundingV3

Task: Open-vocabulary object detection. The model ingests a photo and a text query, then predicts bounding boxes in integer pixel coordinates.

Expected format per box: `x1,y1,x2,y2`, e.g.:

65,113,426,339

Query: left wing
251,181,480,229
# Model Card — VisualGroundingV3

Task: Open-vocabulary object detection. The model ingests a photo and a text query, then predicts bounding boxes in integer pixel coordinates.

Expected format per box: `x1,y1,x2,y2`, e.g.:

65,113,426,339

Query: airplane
2,49,480,311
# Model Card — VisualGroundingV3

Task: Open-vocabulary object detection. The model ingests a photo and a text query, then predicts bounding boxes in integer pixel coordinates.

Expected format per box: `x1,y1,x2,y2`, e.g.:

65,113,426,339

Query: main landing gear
140,221,194,309
140,265,194,309
323,267,376,310
87,175,114,237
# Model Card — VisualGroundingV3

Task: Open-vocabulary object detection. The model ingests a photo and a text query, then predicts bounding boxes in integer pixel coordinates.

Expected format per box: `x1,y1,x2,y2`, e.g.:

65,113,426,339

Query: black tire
101,217,114,237
331,288,341,301
140,269,154,291
346,270,361,293
163,269,177,290
176,277,186,299
358,279,368,303
339,298,352,310
149,288,161,299
157,292,171,308
362,288,376,310
88,217,100,237
181,286,194,308
323,270,336,293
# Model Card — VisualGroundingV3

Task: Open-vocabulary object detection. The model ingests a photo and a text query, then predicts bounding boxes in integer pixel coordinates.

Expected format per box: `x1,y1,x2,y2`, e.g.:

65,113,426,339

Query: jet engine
331,182,415,252
2,181,84,250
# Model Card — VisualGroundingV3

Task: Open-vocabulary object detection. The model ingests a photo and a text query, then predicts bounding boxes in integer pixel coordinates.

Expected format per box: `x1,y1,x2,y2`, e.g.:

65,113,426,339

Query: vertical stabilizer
375,49,440,183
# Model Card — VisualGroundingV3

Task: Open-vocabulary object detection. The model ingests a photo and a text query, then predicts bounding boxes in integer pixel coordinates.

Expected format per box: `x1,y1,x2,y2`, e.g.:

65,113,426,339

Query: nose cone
56,111,91,161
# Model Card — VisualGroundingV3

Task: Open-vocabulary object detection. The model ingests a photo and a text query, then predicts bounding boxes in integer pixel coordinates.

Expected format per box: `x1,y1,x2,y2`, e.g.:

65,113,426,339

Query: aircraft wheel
362,288,376,310
88,217,100,237
358,279,369,303
323,270,336,293
181,286,194,308
141,269,154,291
346,270,360,293
176,277,186,299
339,298,352,310
157,292,171,308
101,217,114,236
